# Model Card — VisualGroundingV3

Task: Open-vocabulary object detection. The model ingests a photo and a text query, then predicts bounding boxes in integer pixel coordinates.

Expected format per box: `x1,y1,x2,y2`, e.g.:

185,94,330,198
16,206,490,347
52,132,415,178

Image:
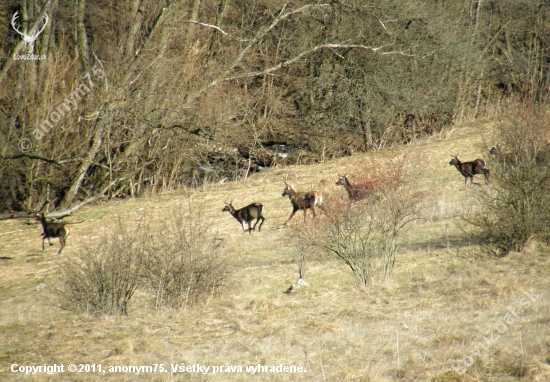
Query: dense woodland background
1,0,549,214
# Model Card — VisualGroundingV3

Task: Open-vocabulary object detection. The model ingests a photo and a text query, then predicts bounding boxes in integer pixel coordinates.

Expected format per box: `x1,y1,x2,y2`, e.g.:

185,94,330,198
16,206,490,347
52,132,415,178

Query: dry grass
1,120,549,381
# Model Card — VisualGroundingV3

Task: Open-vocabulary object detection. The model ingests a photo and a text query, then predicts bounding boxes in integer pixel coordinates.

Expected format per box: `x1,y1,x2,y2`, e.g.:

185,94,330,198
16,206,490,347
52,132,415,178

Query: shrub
294,154,423,284
59,202,228,314
143,202,228,309
58,220,149,315
466,104,550,256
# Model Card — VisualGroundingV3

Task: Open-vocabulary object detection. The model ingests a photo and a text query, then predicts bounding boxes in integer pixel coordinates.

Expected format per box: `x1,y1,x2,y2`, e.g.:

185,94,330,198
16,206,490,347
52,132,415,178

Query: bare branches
60,125,105,210
187,3,330,102
186,21,249,42
4,154,63,166
41,158,155,219
187,1,433,97
233,3,330,65
371,14,392,36
224,43,430,82
3,154,89,166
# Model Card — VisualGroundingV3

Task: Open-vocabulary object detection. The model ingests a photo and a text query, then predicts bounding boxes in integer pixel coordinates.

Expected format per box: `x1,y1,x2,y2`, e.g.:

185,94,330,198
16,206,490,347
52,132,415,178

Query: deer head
449,154,461,166
11,11,49,54
336,174,349,186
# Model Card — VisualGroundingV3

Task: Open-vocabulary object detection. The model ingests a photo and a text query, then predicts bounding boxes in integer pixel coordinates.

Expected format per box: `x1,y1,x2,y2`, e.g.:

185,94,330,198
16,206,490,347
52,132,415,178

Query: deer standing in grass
449,154,490,186
336,174,374,201
282,182,323,224
222,202,265,234
36,213,71,254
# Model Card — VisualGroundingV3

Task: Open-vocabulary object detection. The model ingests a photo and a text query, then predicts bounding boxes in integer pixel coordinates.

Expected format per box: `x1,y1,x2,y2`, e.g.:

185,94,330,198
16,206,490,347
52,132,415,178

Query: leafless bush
143,202,228,309
294,155,424,284
3,1,548,214
58,219,150,316
59,203,228,314
467,104,550,256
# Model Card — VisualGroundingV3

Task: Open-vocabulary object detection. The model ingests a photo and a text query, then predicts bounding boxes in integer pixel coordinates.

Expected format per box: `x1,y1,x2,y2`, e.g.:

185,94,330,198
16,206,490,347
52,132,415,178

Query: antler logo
11,11,49,55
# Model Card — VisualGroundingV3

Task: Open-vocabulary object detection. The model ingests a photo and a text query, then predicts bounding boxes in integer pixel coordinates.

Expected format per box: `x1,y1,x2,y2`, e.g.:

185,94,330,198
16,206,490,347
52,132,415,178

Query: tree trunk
125,0,144,61
183,0,201,62
76,0,89,69
361,109,373,151
60,124,104,210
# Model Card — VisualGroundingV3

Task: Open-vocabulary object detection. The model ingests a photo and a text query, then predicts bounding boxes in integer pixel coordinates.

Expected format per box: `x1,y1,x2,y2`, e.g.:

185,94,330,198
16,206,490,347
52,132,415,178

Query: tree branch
187,3,330,102
5,154,92,165
0,212,37,220
224,43,429,82
4,154,62,165
0,158,158,220
186,21,249,42
372,14,392,36
60,124,105,210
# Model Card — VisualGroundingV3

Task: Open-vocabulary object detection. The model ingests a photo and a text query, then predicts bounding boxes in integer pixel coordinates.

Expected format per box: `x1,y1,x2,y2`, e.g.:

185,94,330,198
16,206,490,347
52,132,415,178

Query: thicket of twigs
58,204,228,315
466,105,550,257
1,1,549,215
291,155,425,285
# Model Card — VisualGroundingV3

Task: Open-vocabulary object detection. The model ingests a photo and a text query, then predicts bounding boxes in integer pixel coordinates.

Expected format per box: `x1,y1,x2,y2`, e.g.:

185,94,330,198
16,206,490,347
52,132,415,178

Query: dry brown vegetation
2,1,549,379
1,0,549,215
1,121,550,381
294,154,425,285
466,105,550,258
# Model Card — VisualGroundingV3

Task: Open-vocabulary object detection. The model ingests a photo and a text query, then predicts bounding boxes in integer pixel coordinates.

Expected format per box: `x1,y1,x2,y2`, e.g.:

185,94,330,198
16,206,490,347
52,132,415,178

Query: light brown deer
222,202,265,234
282,182,323,224
36,213,71,254
335,174,375,201
449,154,490,186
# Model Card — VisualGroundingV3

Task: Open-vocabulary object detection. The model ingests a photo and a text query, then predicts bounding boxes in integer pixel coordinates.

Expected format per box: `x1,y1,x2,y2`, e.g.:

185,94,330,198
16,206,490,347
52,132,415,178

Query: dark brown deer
490,145,517,165
491,143,550,173
222,202,265,234
449,154,490,186
36,213,71,254
282,182,323,224
335,174,374,201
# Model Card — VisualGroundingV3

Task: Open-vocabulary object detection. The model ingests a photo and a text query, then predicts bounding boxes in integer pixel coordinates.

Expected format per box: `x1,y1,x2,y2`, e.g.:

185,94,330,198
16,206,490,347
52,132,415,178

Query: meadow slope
1,121,549,381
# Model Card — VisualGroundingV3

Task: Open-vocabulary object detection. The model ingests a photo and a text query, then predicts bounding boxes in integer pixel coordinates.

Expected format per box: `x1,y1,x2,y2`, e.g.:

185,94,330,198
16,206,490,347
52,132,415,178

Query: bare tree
0,0,547,215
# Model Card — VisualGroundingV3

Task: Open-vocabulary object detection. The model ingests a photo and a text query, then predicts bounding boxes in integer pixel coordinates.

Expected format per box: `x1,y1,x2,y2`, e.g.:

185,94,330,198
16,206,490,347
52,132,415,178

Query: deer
222,201,265,234
490,145,517,164
36,213,71,254
490,143,550,174
449,154,490,186
335,174,374,201
282,182,323,224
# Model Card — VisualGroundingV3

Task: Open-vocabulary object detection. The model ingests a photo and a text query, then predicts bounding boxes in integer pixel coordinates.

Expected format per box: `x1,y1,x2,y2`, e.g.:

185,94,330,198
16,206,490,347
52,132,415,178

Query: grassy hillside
1,121,549,381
